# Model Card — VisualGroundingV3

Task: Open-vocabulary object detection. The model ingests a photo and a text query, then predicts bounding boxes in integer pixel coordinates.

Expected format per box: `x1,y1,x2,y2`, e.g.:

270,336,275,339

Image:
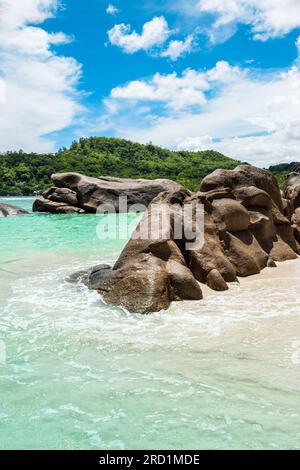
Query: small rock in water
0,203,29,218
67,264,112,290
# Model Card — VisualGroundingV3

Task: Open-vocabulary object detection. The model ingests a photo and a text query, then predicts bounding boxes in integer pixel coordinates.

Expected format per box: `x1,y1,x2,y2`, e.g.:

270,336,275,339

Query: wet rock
88,265,114,290
0,203,29,217
207,269,229,291
43,187,78,206
32,199,85,214
96,192,203,313
67,264,112,288
100,260,172,313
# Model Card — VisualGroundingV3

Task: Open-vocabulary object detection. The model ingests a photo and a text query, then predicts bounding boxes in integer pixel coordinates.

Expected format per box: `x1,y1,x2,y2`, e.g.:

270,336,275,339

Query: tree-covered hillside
268,162,300,188
0,137,240,195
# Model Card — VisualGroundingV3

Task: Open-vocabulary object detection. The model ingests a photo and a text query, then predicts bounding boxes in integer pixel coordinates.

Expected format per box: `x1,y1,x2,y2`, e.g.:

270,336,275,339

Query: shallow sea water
0,197,299,450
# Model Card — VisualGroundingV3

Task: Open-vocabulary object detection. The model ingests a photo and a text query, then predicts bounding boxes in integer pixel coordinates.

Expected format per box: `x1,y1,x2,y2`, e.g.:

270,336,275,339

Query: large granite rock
34,173,184,214
292,208,300,243
96,189,203,313
0,203,29,218
200,164,284,211
69,165,299,314
284,173,300,212
43,187,78,206
32,199,85,214
284,170,300,246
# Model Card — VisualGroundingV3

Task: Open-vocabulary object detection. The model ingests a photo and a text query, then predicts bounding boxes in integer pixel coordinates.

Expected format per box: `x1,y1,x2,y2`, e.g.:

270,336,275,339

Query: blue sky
0,0,300,166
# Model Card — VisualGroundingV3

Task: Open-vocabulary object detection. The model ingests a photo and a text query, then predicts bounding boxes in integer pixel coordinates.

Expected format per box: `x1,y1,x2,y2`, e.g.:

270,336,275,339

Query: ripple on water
0,201,299,449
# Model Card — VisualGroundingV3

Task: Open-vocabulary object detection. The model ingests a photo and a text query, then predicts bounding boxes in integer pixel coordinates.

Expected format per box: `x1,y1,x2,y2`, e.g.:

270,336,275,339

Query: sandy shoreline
200,257,300,298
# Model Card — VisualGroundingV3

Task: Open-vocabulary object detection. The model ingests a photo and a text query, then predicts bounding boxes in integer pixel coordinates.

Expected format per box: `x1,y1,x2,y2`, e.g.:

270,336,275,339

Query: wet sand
200,258,300,298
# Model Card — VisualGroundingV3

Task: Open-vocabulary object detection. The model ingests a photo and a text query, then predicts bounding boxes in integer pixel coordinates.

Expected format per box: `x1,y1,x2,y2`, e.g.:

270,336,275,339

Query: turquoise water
0,197,299,450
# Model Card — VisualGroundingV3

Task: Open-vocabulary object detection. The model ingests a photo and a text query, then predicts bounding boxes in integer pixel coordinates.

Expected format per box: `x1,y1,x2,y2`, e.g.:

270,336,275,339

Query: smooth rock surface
284,173,300,212
43,173,184,213
33,199,85,214
283,169,300,251
200,165,284,211
90,165,298,313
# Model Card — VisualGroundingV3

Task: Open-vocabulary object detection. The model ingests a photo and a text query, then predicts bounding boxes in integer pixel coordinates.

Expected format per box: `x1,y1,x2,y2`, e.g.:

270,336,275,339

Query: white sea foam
0,201,299,450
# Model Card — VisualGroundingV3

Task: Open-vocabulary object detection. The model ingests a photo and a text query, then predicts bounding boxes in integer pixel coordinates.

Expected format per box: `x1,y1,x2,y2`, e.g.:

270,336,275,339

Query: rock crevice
71,165,299,313
284,170,300,244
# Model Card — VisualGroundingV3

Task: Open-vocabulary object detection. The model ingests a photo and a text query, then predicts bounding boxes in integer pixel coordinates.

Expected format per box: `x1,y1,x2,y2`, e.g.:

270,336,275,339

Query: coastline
200,257,300,298
1,196,299,450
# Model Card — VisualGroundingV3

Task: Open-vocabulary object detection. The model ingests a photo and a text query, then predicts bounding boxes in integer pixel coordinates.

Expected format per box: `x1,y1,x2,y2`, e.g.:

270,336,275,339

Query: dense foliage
268,162,298,189
0,137,240,195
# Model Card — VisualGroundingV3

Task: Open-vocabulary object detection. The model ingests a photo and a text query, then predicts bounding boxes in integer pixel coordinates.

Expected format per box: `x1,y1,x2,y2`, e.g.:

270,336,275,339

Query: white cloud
0,78,6,105
173,0,300,42
107,16,171,54
110,72,207,110
160,35,195,60
0,26,71,57
0,0,58,29
177,135,213,151
110,61,242,110
0,0,82,152
106,4,119,15
107,16,198,61
100,61,300,167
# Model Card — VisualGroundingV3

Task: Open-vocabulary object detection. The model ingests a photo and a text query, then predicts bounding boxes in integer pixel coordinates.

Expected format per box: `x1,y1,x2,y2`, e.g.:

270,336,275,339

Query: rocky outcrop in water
0,203,29,217
32,198,85,214
33,173,183,214
68,264,113,288
76,165,299,314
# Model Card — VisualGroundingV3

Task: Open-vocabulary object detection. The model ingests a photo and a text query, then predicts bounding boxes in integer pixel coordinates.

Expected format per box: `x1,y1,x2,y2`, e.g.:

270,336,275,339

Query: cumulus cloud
101,61,300,167
107,16,171,54
0,78,6,105
106,4,119,15
173,0,300,42
160,35,195,60
177,135,213,151
107,16,198,60
110,61,242,110
0,0,82,152
0,0,58,29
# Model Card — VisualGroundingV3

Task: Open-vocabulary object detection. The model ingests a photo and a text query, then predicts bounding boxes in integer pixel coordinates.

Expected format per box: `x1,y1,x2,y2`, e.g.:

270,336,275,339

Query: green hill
268,162,299,189
0,137,240,196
